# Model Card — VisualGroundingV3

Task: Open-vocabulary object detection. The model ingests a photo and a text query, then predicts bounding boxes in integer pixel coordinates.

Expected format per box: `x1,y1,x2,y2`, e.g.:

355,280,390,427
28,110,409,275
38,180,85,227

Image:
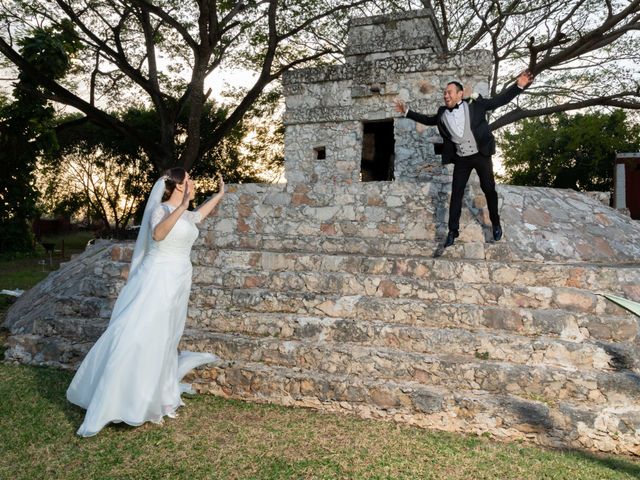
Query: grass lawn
1,362,639,480
1,234,640,479
0,231,93,319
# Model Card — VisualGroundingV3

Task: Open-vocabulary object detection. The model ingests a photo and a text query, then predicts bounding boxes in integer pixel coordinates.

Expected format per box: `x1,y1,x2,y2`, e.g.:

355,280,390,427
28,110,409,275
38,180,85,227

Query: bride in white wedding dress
67,168,225,437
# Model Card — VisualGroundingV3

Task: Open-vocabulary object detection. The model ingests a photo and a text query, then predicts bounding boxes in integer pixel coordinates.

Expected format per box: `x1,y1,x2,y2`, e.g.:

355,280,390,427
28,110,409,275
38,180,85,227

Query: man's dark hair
447,81,464,92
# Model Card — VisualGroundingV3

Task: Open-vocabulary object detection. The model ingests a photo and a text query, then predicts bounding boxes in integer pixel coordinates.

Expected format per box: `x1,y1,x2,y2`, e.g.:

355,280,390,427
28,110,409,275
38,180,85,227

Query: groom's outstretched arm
482,70,534,111
394,98,437,126
406,110,438,126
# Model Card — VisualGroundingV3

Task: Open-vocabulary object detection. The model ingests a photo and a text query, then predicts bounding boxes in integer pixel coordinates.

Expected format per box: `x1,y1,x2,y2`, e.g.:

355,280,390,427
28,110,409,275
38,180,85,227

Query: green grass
0,362,639,480
0,231,93,319
2,232,640,479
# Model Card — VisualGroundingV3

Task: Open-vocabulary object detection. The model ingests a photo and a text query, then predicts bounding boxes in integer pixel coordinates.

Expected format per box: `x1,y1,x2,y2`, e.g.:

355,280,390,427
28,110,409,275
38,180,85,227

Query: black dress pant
448,152,500,233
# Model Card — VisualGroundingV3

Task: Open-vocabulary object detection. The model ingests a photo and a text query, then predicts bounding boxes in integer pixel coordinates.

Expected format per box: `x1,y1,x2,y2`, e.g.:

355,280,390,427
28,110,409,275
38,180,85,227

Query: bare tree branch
128,0,198,49
52,0,158,99
491,92,640,130
0,37,166,161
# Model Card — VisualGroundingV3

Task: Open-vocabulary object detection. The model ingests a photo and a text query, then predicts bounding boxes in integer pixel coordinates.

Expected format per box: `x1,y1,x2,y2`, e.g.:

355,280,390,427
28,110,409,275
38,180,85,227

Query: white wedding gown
67,203,217,437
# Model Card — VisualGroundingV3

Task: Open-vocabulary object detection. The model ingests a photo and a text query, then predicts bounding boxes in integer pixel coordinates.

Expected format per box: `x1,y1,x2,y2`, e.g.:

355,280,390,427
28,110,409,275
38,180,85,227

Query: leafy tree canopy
39,102,260,233
1,0,638,173
0,20,80,253
499,110,640,191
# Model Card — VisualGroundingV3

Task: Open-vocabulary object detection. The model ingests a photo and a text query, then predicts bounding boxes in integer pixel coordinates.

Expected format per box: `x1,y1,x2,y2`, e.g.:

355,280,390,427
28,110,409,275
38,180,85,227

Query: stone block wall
283,121,362,184
282,8,493,185
198,181,640,264
344,9,445,62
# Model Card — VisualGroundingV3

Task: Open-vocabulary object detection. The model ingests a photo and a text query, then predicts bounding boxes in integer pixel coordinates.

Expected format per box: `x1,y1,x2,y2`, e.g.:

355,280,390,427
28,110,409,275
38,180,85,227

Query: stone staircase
184,180,640,455
4,179,640,455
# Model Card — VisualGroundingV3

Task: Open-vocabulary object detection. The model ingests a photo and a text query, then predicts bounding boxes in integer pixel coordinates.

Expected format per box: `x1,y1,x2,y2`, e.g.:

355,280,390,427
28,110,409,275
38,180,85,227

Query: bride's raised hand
197,174,224,219
217,174,225,196
180,181,191,209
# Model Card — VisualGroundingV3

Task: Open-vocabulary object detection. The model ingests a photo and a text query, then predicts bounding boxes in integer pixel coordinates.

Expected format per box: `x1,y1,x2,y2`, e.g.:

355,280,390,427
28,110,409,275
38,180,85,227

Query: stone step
6,329,640,409
32,311,632,372
113,234,504,264
187,312,634,371
182,330,640,408
208,209,479,240
191,280,630,318
191,358,640,455
193,248,640,296
5,333,91,368
207,183,640,264
45,295,114,319
189,305,637,344
203,232,513,261
77,276,124,299
208,182,503,244
43,289,635,349
28,316,109,342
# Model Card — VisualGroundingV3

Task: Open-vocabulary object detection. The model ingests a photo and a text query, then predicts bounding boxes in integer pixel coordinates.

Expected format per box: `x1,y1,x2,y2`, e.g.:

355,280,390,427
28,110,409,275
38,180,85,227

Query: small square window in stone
361,120,395,181
314,146,326,160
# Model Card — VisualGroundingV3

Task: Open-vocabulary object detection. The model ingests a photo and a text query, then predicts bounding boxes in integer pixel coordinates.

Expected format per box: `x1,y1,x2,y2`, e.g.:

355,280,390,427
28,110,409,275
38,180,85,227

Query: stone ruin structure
4,9,640,455
284,9,491,186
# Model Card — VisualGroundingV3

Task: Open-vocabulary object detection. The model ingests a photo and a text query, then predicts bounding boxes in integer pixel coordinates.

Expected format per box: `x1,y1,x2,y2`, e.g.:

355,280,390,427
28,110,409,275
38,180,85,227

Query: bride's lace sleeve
184,209,202,224
150,204,169,230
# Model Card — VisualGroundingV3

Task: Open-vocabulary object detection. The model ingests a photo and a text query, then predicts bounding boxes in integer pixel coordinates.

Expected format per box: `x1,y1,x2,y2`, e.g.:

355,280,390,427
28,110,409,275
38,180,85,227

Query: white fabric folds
67,180,218,437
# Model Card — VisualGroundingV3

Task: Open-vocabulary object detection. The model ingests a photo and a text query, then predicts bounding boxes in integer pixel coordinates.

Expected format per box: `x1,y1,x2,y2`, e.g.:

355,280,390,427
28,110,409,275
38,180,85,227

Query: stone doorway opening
361,120,395,181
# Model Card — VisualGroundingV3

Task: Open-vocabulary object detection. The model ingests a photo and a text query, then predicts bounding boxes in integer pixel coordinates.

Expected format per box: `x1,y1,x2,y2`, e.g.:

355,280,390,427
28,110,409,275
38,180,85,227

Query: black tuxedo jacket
406,83,522,164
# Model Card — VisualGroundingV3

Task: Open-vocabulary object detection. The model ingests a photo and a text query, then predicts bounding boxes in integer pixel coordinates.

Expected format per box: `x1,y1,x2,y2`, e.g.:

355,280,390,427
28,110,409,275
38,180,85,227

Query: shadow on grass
569,449,640,477
32,366,75,412
0,361,639,480
30,365,100,434
495,393,640,475
0,327,8,358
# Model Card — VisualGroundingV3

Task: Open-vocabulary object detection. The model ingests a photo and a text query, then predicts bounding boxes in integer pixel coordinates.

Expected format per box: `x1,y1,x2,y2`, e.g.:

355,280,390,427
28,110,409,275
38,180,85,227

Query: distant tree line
499,110,640,192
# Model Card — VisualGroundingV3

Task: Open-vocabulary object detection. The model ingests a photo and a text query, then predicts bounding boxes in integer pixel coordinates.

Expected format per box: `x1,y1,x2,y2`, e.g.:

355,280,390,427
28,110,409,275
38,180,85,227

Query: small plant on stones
475,351,490,360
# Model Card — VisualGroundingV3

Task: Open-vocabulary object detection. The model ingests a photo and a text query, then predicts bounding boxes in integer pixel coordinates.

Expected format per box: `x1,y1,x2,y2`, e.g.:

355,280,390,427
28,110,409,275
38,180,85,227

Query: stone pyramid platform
4,179,640,455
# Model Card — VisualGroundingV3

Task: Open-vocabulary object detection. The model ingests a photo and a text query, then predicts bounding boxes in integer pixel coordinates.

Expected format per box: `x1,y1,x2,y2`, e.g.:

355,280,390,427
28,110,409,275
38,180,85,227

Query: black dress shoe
444,230,459,248
492,225,503,242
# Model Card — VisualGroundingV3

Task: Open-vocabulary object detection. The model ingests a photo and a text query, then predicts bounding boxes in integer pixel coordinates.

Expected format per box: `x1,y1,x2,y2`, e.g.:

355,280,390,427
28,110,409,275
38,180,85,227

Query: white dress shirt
443,101,465,137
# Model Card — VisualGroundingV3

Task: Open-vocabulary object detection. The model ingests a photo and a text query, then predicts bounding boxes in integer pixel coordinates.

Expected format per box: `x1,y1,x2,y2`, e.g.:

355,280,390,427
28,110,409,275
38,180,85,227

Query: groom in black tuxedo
394,71,534,247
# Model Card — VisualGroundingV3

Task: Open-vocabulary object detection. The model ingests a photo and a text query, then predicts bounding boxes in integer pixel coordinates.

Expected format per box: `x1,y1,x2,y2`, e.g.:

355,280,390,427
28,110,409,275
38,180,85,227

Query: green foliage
500,110,640,191
3,0,640,179
17,19,82,82
39,102,261,231
189,103,262,183
0,21,81,253
1,0,368,172
183,102,266,202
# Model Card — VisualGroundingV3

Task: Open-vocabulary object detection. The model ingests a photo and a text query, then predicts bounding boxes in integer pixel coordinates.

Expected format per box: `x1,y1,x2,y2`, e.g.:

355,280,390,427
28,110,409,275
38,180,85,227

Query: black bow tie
446,103,462,113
